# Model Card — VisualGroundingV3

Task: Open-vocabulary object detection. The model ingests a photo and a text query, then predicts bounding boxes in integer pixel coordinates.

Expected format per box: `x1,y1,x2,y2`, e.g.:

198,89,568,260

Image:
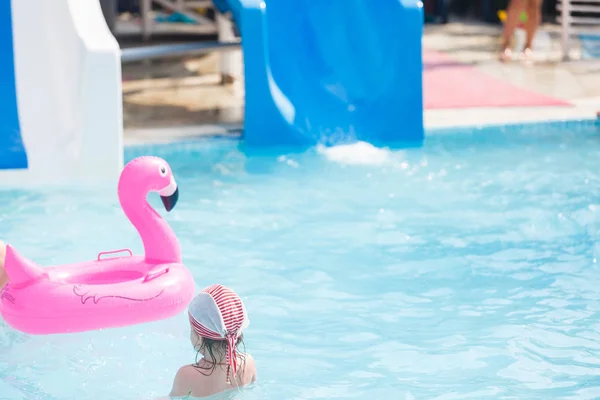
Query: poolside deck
122,21,600,145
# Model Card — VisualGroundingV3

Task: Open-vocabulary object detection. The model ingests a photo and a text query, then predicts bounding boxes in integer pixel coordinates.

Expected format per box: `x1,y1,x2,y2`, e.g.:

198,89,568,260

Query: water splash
317,141,395,166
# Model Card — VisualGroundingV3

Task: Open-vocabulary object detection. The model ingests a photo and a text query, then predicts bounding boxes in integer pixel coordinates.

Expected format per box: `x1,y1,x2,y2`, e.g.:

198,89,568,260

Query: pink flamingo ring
0,156,196,335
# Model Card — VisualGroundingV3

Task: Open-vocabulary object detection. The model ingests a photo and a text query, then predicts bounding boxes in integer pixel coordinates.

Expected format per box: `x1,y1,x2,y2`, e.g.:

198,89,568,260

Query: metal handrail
124,0,242,80
120,40,241,63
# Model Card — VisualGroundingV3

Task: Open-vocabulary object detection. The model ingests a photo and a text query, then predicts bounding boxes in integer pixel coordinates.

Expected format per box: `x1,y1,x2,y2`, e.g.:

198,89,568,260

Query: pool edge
123,117,600,151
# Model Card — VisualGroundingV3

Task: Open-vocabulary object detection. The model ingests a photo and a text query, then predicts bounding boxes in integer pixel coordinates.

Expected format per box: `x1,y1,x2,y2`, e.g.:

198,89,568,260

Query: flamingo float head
118,156,179,212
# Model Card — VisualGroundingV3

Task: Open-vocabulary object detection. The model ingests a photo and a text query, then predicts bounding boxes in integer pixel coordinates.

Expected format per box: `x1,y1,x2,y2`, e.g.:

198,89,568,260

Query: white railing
556,0,600,60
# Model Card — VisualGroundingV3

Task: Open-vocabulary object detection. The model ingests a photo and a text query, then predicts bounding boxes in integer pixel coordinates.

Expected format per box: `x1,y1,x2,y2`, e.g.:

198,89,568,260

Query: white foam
317,141,393,166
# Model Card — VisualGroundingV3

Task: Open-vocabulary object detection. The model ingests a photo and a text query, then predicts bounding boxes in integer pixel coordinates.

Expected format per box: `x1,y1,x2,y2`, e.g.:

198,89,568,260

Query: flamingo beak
159,177,179,212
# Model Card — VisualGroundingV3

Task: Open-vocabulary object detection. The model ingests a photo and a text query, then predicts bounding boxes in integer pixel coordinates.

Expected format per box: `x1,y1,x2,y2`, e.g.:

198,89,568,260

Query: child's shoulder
169,364,203,398
174,364,202,383
242,353,256,368
241,353,257,382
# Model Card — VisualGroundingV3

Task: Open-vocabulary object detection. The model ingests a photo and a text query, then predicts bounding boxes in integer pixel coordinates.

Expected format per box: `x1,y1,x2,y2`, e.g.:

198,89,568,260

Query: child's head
188,284,249,382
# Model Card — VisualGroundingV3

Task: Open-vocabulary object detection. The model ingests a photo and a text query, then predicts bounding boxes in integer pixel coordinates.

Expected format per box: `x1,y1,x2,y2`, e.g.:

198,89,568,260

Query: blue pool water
580,34,600,59
1,120,600,399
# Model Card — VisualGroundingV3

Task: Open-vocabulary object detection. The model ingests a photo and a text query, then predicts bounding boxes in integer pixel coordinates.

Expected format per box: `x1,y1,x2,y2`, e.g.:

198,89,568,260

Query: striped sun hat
188,284,250,383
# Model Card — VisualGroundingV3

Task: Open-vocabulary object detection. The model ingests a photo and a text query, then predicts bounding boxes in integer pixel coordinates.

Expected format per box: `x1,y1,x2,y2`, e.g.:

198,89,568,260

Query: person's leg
500,0,526,61
523,0,543,51
0,241,7,290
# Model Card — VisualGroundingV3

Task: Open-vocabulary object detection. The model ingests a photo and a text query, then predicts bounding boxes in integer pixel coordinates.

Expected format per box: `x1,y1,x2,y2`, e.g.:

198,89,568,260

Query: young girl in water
0,246,256,397
168,284,256,398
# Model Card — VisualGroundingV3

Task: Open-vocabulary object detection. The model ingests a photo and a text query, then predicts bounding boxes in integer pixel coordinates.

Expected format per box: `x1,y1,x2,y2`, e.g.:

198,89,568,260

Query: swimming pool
1,120,599,399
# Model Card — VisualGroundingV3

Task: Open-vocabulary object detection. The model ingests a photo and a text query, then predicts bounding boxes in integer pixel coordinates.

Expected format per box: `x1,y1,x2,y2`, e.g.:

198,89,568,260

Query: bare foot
520,48,534,66
0,240,7,290
499,47,513,63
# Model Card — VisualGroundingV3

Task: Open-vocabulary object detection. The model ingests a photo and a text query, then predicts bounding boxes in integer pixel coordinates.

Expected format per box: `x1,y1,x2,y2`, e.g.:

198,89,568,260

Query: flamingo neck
119,186,181,264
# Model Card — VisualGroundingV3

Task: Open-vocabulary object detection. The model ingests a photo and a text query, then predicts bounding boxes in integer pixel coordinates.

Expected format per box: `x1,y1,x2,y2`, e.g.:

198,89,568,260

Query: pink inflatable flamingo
0,156,196,335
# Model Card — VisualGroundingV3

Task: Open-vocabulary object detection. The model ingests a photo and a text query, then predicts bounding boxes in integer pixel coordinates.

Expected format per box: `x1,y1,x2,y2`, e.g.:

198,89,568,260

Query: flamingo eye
159,165,168,177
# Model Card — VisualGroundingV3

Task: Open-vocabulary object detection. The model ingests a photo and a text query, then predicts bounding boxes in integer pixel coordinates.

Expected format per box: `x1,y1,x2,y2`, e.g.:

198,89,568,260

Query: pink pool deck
422,50,572,110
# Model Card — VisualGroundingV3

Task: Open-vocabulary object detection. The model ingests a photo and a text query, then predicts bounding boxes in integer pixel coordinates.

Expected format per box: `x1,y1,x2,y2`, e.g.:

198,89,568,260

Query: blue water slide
214,0,424,148
0,0,28,169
